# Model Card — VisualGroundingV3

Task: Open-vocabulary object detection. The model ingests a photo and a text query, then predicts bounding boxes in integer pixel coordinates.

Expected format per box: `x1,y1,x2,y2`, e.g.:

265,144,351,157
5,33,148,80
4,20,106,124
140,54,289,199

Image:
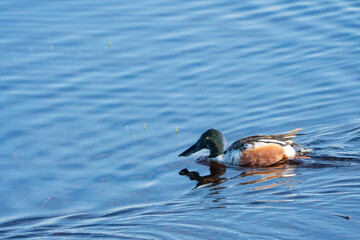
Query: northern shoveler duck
179,128,307,167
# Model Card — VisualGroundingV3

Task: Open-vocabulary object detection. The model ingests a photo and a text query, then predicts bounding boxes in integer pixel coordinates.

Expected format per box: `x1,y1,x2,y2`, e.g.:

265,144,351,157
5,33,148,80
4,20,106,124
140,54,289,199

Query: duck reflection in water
179,161,227,188
179,159,301,189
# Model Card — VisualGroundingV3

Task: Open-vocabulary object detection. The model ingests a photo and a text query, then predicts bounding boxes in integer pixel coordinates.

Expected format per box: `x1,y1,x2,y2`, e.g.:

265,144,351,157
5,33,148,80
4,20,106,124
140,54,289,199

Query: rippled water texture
1,0,360,239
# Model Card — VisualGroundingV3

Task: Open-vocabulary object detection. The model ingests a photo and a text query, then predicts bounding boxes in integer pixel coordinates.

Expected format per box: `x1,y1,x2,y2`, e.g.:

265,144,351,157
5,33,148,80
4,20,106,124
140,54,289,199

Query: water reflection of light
236,164,297,191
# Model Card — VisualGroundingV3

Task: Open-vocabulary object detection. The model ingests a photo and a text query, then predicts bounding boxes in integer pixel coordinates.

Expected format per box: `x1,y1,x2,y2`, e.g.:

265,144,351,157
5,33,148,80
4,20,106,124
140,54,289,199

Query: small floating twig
176,127,178,134
133,131,136,141
334,214,350,220
109,40,112,49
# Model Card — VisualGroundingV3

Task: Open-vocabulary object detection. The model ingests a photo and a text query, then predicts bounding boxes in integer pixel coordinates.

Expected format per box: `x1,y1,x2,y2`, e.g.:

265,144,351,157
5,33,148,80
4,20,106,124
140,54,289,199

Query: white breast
214,149,242,165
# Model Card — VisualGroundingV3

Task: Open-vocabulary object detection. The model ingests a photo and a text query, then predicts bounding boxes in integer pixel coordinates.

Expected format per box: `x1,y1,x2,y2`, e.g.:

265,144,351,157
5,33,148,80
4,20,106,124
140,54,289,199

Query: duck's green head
179,129,227,158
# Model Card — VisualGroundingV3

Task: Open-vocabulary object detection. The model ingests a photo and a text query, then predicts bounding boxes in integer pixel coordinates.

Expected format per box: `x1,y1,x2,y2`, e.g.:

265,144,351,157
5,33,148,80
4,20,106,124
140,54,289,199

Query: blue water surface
1,0,360,239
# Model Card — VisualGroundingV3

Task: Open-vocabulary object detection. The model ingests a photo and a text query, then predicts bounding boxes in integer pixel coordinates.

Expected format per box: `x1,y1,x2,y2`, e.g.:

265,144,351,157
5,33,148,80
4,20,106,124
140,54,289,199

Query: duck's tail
282,128,302,138
268,128,302,143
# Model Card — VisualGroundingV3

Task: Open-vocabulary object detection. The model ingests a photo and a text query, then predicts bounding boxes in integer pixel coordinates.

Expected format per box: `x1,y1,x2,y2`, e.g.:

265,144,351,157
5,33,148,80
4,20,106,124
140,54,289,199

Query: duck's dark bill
179,144,198,157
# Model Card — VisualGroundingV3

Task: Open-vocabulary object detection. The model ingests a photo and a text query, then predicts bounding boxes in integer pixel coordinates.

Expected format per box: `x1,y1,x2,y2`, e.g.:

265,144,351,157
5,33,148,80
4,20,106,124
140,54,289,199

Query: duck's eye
205,136,209,140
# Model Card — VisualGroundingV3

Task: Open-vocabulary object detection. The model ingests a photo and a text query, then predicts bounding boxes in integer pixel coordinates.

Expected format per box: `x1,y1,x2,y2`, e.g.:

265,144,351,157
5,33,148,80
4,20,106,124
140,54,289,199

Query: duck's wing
229,128,302,150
